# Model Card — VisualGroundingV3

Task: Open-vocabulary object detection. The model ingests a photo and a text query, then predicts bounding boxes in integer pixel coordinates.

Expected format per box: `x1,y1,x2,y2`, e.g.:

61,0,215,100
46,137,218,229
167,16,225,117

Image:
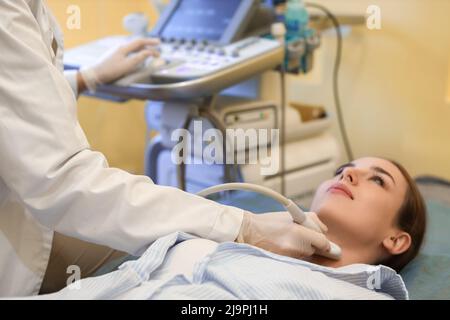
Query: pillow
400,198,450,300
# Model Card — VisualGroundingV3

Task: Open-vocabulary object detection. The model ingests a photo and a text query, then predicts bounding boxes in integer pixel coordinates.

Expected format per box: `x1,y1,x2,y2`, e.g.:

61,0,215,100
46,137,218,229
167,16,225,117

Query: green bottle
284,0,310,40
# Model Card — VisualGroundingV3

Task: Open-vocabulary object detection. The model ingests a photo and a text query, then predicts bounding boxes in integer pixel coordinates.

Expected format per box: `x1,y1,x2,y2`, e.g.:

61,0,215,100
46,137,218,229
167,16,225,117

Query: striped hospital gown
39,232,409,300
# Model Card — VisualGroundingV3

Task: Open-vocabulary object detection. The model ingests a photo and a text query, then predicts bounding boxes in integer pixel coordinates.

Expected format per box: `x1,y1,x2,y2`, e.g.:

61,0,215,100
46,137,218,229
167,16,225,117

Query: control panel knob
123,13,149,37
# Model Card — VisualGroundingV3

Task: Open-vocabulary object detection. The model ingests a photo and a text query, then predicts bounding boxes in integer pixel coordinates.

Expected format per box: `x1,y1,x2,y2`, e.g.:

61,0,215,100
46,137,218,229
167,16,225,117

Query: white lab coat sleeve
0,1,243,256
64,70,79,97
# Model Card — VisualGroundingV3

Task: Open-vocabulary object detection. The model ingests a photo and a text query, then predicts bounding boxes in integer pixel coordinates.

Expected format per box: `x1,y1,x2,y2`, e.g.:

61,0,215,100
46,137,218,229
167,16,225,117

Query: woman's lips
327,183,354,200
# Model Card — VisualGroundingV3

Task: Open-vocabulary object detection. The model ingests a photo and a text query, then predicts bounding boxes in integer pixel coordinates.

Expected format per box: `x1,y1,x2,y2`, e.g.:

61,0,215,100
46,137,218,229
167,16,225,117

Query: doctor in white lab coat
0,0,331,297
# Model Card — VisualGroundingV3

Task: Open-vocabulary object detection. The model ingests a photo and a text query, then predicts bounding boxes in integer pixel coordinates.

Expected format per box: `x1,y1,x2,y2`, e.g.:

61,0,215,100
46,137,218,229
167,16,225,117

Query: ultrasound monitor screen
160,0,243,41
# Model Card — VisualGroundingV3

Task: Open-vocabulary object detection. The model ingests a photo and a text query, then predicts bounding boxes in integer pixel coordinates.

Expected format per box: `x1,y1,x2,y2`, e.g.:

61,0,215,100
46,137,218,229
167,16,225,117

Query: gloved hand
236,211,331,259
79,38,160,92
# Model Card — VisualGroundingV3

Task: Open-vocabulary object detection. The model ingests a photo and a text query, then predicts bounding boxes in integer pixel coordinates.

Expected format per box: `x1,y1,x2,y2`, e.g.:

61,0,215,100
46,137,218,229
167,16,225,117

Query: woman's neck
304,233,382,268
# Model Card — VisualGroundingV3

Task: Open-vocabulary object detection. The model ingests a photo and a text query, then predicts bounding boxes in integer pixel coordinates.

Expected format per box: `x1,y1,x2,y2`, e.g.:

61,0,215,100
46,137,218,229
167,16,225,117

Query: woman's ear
382,231,412,255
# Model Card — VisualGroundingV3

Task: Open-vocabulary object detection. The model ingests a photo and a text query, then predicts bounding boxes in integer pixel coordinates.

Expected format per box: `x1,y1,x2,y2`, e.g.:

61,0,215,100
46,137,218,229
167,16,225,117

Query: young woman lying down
37,157,427,300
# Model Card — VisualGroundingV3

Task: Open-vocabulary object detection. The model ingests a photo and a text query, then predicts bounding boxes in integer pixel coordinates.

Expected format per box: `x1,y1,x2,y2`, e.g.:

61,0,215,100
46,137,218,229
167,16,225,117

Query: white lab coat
0,0,243,297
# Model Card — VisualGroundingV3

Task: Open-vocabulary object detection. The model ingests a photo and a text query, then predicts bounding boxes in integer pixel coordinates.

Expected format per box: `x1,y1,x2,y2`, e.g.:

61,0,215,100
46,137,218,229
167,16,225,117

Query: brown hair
380,160,427,272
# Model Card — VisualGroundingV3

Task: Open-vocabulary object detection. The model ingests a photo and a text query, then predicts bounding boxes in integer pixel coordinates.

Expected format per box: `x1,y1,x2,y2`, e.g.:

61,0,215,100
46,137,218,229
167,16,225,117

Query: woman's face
310,157,409,249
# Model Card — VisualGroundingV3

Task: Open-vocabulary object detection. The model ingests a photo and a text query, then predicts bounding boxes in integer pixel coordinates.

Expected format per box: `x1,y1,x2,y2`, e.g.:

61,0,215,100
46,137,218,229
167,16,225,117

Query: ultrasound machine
64,0,340,208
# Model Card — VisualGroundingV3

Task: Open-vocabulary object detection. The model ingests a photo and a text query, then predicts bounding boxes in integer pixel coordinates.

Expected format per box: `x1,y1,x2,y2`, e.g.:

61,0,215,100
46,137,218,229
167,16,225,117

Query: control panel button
217,49,226,56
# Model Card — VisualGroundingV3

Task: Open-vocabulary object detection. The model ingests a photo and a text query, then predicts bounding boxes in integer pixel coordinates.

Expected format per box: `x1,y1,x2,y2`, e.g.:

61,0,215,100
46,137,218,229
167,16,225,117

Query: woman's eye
371,175,385,187
334,168,344,176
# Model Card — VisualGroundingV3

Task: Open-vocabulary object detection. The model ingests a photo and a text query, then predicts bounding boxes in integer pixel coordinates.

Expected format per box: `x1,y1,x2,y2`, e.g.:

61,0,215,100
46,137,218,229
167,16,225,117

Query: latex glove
236,211,331,259
79,38,160,92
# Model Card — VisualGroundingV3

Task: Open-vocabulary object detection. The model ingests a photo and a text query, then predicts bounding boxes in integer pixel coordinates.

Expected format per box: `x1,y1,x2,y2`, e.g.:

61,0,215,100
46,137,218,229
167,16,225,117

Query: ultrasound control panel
63,0,284,101
148,36,281,83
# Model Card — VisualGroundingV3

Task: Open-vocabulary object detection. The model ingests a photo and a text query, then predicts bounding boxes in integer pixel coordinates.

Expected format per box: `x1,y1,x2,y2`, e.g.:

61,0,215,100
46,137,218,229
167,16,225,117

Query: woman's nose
342,167,358,185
